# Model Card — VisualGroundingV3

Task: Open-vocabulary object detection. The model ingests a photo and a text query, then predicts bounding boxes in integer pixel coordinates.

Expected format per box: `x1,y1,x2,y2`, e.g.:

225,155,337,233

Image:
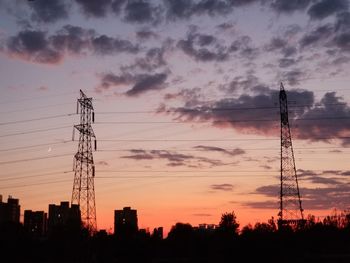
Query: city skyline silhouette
1,0,350,238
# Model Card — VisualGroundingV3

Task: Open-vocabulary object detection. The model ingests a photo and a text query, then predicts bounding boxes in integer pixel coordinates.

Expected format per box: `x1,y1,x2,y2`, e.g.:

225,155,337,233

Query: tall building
48,201,81,233
24,210,47,236
0,195,20,224
114,207,138,236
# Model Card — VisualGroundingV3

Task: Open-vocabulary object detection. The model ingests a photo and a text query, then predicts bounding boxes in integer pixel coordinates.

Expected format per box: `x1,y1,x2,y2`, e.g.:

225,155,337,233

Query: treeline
1,211,350,263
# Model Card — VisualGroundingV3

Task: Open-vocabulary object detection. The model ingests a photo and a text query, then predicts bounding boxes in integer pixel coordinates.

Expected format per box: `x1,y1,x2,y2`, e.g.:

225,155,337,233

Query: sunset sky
0,0,350,234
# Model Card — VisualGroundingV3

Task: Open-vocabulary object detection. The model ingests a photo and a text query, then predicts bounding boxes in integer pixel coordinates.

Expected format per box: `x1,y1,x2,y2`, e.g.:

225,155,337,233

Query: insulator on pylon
94,139,97,150
92,111,95,123
76,101,79,114
72,127,75,141
92,166,95,177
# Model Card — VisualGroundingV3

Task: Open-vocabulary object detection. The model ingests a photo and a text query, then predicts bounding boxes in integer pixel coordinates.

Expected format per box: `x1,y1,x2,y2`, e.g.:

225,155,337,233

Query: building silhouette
24,210,47,237
48,201,81,234
152,227,163,239
0,195,20,224
114,207,138,236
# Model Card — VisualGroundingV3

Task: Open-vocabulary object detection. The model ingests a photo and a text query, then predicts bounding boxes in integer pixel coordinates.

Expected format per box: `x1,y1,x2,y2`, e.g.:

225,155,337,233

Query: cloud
121,45,169,72
176,28,259,63
307,0,349,20
159,84,350,145
270,0,312,14
91,35,139,55
97,72,168,96
5,30,62,64
121,149,229,167
248,183,350,210
281,69,306,85
28,0,69,23
192,213,212,217
299,24,334,48
37,86,49,91
194,145,245,156
293,92,350,144
74,0,121,18
96,160,109,166
136,29,158,40
159,86,314,137
164,0,258,20
124,0,161,24
3,25,139,64
298,17,350,53
210,183,234,191
177,31,229,62
126,73,168,96
278,58,297,68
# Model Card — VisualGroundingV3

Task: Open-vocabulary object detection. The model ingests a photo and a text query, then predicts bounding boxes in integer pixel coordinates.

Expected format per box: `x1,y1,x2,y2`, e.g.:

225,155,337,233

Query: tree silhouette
219,211,239,236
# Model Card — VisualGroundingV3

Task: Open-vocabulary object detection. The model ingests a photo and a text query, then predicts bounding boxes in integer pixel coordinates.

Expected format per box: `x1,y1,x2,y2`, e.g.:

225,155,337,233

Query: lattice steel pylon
72,90,97,233
278,82,304,228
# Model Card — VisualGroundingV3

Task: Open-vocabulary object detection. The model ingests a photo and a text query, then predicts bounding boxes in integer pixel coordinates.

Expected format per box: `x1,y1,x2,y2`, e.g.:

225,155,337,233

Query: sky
0,0,350,234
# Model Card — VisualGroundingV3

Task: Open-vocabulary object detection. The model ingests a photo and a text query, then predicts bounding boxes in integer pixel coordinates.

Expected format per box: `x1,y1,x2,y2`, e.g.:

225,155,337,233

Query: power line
0,125,71,138
97,136,350,142
0,179,72,190
0,141,72,152
96,146,349,152
0,102,74,114
97,170,279,173
94,116,350,125
0,171,72,181
0,153,72,165
0,113,75,126
96,102,348,114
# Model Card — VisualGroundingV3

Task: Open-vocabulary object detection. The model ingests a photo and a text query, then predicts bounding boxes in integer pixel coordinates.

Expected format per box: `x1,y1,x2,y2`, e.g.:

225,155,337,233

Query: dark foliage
1,211,350,262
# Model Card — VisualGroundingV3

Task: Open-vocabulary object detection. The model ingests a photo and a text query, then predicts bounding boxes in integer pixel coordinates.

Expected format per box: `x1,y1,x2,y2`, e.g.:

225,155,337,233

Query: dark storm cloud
210,183,234,191
126,73,168,96
271,0,312,14
28,0,69,23
3,25,140,64
121,149,228,167
194,145,246,157
307,0,349,20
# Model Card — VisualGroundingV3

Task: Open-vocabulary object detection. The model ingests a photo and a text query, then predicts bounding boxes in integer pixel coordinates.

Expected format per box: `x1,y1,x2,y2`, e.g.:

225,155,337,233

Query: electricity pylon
278,83,304,228
72,90,97,233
